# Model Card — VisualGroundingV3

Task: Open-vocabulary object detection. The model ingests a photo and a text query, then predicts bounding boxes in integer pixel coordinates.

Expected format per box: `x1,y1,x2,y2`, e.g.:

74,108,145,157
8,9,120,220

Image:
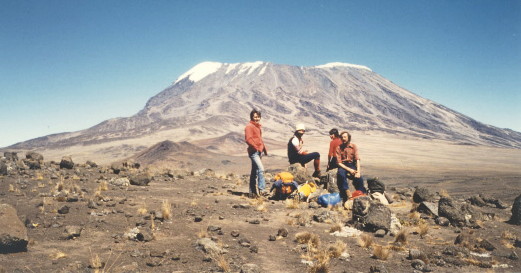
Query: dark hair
329,128,339,137
250,109,261,120
340,131,351,143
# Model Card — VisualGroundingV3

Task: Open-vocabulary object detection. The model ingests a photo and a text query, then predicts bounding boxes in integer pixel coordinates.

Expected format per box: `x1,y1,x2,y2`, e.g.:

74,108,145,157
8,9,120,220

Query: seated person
287,123,321,177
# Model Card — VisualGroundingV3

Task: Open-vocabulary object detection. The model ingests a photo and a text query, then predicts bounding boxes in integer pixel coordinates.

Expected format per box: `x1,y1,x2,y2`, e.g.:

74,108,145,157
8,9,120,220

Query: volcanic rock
0,204,28,253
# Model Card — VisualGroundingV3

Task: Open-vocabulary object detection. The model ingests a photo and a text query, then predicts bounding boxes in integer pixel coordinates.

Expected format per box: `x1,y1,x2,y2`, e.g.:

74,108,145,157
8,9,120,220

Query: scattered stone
367,177,385,193
287,163,314,184
196,238,227,254
207,226,221,233
409,249,427,261
63,225,83,240
60,156,75,169
413,187,435,203
0,204,28,253
250,245,259,253
468,195,488,207
479,239,496,251
277,228,289,237
4,152,19,161
411,259,429,271
129,173,152,186
136,227,154,242
25,152,43,162
438,197,466,227
375,229,386,237
58,205,70,214
238,238,251,247
313,210,337,223
0,162,8,175
362,201,391,232
269,235,276,241
369,265,389,273
417,202,439,217
248,219,260,225
194,216,203,222
110,177,130,187
435,217,450,226
509,194,521,225
230,230,240,237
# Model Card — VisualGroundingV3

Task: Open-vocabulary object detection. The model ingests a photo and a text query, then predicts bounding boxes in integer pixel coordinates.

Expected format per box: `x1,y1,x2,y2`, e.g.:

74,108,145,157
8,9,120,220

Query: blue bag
317,192,341,207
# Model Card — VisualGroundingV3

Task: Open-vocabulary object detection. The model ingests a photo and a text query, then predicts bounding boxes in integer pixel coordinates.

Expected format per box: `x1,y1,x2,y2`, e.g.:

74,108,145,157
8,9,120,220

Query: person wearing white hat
287,123,321,177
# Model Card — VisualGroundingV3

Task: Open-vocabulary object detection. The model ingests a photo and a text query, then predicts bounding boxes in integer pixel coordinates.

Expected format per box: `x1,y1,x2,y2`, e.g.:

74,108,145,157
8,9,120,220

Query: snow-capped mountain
9,61,521,150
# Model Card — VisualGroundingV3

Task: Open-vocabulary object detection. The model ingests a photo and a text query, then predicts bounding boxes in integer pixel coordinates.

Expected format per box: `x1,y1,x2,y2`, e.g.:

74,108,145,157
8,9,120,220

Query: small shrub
285,197,300,209
418,222,429,238
327,240,347,258
161,200,172,220
329,222,343,233
372,244,391,260
357,233,373,249
295,232,321,248
394,229,409,246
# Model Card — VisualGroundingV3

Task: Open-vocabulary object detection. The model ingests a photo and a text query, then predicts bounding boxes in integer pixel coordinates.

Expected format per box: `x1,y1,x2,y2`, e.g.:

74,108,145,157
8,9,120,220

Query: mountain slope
9,61,521,150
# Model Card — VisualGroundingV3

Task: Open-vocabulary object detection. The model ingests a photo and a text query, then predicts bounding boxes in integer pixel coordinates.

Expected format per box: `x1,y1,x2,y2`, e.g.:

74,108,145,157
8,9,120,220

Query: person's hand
354,171,361,178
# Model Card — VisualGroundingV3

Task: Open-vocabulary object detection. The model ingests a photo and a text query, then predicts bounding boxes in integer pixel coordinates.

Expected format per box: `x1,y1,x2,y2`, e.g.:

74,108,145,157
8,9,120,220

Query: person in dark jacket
287,123,321,177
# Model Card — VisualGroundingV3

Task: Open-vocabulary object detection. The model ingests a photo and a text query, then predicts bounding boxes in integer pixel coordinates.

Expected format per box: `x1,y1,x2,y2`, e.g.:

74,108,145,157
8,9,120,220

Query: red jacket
245,121,266,154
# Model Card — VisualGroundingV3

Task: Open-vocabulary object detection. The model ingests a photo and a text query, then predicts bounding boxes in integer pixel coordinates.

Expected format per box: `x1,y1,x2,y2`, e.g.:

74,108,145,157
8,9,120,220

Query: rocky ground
1,152,521,273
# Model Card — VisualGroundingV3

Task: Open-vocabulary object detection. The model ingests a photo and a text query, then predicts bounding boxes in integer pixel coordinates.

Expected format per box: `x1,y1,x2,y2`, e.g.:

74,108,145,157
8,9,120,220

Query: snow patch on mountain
315,62,372,71
175,62,223,84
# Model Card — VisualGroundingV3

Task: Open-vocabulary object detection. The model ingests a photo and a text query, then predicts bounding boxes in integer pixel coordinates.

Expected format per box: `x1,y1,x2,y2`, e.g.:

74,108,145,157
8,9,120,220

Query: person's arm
354,159,361,178
292,137,307,154
338,161,357,174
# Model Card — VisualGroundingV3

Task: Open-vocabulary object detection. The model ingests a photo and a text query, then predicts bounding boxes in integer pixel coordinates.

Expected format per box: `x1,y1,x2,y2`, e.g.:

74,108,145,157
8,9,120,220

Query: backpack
271,172,298,200
317,192,341,207
298,182,317,199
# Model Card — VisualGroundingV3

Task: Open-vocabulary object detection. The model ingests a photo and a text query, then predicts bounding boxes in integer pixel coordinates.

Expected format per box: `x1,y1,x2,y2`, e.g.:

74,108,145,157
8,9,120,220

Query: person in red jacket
326,128,342,171
245,109,268,198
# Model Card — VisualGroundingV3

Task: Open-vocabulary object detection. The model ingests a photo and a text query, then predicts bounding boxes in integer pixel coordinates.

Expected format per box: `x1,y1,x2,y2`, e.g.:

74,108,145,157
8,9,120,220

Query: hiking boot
248,192,259,199
312,170,321,178
260,191,270,197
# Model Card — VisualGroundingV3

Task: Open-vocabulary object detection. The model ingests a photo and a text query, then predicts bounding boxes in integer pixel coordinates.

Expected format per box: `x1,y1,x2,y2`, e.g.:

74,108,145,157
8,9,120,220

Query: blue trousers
337,162,366,196
249,151,265,194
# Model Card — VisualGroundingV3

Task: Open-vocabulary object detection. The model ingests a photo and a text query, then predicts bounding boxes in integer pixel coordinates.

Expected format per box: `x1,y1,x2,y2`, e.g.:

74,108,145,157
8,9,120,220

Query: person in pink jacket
245,109,268,198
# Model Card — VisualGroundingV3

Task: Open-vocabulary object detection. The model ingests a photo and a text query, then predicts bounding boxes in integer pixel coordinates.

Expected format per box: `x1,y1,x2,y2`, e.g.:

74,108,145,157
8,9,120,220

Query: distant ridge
8,61,521,151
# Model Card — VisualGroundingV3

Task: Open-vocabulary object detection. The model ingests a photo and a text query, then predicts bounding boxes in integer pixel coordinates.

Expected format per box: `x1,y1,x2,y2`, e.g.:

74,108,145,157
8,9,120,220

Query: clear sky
1,0,520,148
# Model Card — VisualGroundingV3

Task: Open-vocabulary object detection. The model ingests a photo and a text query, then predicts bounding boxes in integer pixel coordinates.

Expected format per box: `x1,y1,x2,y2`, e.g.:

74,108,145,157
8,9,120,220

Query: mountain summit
9,61,521,150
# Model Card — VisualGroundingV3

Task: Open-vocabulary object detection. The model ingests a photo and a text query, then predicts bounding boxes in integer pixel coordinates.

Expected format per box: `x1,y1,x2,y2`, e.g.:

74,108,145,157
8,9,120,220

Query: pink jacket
245,121,266,154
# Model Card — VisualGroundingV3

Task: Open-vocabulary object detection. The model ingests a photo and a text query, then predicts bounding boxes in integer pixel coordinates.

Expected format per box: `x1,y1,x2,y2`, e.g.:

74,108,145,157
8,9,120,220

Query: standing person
287,123,321,177
336,131,367,204
245,109,268,198
326,128,342,171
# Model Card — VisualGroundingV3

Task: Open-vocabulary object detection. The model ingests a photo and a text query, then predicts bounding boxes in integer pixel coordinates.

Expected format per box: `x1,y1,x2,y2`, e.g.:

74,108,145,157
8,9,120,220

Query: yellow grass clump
372,244,391,260
285,197,300,209
394,229,409,246
161,200,172,220
327,240,347,258
295,232,321,248
357,233,373,249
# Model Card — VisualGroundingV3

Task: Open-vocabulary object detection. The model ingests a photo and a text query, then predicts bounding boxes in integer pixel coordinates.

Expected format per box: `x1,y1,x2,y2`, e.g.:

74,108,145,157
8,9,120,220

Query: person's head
250,109,261,123
329,128,339,139
295,123,306,137
340,131,351,144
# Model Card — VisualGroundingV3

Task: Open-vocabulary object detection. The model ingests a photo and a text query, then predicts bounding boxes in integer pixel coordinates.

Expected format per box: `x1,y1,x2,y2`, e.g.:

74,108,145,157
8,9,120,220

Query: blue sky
1,0,520,148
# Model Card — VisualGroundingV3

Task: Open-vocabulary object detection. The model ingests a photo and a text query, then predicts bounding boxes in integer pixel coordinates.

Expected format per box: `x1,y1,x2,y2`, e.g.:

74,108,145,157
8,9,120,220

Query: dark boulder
0,204,28,253
509,194,521,225
60,156,75,169
413,186,435,203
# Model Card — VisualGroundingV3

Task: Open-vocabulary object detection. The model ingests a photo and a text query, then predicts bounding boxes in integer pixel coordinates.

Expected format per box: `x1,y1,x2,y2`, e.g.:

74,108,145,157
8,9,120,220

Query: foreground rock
0,204,28,253
510,194,521,225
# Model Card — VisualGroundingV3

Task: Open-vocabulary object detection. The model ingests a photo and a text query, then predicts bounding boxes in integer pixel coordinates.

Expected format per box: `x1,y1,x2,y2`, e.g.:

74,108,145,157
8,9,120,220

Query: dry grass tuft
8,184,15,192
98,180,109,191
308,249,331,273
190,200,198,207
418,222,429,238
327,240,347,258
50,250,67,260
209,251,231,272
372,244,391,260
357,233,373,249
137,204,148,216
161,200,172,220
295,211,312,226
501,231,517,240
295,232,321,248
285,197,301,209
197,229,209,238
394,229,409,246
329,222,343,233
